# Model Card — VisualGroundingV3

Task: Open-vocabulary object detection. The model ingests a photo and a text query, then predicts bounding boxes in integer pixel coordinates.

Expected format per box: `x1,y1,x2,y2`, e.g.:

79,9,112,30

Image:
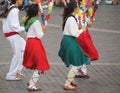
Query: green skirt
58,35,90,67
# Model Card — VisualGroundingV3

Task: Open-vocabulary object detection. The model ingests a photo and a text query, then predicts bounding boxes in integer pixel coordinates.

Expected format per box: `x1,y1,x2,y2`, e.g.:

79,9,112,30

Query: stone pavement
0,1,120,93
0,63,120,93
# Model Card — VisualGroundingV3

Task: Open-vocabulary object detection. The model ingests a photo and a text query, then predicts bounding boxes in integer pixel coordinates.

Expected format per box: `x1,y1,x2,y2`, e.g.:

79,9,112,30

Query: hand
87,21,93,27
42,25,46,32
78,23,82,30
91,17,95,22
82,26,86,32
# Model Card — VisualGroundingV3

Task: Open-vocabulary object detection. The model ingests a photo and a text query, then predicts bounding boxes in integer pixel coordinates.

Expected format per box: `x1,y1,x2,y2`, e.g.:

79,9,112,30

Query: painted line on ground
47,23,120,34
0,62,120,66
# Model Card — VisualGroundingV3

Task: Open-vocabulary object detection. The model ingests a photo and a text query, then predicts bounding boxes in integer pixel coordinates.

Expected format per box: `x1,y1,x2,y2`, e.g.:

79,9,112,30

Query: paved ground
0,1,120,93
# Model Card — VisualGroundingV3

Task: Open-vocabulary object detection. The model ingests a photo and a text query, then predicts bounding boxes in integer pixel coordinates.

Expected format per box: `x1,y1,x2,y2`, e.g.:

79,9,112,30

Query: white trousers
6,34,26,79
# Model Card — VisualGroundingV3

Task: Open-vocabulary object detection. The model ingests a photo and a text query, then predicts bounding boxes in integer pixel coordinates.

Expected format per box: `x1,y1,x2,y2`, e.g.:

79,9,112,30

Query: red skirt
23,38,50,71
77,29,99,61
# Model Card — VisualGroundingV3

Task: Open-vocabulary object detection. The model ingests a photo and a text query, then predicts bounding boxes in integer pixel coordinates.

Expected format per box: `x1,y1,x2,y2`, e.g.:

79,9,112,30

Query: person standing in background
23,0,28,7
18,0,28,10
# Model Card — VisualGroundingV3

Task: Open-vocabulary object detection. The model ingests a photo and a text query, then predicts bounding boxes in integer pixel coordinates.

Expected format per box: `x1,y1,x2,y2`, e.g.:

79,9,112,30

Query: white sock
81,64,87,75
64,67,78,86
28,70,40,88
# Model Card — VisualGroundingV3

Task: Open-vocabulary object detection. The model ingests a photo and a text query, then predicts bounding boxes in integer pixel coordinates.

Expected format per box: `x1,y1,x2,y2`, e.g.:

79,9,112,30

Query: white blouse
2,5,24,33
26,20,44,39
63,16,83,37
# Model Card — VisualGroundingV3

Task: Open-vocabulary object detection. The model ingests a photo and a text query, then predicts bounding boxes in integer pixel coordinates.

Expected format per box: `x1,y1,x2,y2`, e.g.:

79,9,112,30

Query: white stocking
28,70,40,88
81,64,87,75
64,66,78,86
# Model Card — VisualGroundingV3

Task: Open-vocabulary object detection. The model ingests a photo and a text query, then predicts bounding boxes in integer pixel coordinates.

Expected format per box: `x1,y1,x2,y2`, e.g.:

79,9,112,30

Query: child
22,4,50,91
58,1,90,90
75,0,99,78
2,0,26,80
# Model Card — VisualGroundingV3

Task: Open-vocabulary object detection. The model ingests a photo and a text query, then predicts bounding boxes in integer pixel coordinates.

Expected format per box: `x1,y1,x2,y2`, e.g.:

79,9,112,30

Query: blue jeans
23,0,28,6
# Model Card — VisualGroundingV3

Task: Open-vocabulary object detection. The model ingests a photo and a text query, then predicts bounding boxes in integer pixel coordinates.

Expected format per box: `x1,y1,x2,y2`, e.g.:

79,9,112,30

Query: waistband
4,32,19,37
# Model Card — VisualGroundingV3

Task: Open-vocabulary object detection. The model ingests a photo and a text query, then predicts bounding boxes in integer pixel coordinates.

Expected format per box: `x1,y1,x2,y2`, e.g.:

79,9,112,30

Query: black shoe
75,74,90,79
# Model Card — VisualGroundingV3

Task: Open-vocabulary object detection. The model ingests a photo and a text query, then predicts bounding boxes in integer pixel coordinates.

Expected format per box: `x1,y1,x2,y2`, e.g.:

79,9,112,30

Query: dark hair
78,0,82,6
62,1,78,30
24,4,39,26
62,1,78,21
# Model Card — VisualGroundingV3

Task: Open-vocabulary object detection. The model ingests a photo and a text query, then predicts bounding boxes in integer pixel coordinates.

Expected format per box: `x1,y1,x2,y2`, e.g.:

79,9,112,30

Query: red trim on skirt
23,38,50,71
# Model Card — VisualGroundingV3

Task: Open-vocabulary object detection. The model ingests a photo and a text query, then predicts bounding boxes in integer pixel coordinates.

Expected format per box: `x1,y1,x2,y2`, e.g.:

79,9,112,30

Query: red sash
4,32,19,37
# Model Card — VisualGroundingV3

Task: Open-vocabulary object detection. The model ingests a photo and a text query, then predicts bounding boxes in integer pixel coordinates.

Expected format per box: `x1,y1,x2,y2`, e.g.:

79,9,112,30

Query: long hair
62,1,78,21
24,4,39,26
62,1,78,30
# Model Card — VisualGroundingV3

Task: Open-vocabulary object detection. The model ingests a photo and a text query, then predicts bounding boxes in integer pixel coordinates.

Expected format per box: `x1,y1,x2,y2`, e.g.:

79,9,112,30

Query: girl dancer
58,1,90,90
75,0,99,78
23,4,50,91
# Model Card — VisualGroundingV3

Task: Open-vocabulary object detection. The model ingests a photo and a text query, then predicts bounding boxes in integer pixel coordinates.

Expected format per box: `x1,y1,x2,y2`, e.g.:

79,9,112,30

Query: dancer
2,0,26,80
23,4,50,91
75,0,99,78
58,1,90,90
